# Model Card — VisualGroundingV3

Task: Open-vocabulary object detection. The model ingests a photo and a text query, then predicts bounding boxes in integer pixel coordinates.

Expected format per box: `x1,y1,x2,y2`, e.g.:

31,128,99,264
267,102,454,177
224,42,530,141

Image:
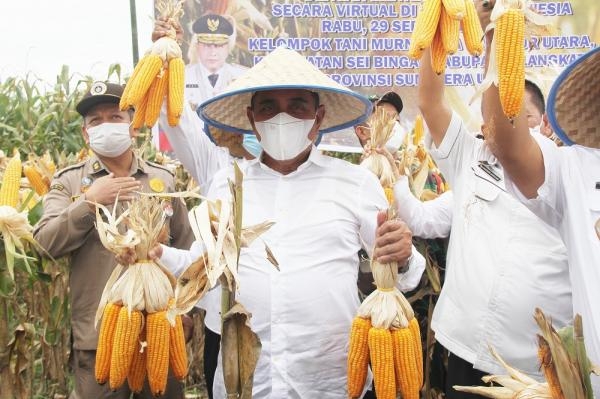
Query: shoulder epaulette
145,160,175,177
55,160,87,178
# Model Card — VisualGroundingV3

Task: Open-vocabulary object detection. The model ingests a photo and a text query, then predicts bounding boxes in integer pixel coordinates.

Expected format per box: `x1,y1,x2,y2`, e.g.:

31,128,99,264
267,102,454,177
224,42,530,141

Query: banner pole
129,0,139,66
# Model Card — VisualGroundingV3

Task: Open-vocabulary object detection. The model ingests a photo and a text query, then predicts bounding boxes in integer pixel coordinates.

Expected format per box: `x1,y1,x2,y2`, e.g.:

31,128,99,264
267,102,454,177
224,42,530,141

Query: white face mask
254,112,315,161
86,122,132,158
385,122,407,152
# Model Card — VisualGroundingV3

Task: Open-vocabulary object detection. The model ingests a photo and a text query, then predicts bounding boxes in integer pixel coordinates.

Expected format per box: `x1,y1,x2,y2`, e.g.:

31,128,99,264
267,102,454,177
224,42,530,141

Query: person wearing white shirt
184,14,247,111
477,3,600,394
417,41,572,398
151,47,426,398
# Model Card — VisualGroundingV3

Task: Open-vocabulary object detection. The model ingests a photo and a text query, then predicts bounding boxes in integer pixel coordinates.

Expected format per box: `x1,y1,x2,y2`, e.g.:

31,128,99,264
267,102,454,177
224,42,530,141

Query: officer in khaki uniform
34,82,193,399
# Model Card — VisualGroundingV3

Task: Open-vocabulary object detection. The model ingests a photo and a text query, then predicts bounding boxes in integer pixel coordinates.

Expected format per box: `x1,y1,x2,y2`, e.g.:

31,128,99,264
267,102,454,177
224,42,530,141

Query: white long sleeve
159,103,232,193
159,240,205,278
393,175,453,239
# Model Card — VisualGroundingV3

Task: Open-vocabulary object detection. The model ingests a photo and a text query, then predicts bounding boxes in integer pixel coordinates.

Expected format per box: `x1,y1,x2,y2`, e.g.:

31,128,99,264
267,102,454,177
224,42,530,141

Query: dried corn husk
0,206,38,279
355,208,414,330
94,195,176,325
360,107,398,190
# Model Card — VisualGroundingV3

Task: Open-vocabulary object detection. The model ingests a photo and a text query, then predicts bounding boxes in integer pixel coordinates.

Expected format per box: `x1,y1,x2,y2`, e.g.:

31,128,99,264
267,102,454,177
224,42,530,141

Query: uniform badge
92,161,101,172
90,82,107,95
50,183,65,192
81,176,93,193
207,18,219,32
149,177,165,193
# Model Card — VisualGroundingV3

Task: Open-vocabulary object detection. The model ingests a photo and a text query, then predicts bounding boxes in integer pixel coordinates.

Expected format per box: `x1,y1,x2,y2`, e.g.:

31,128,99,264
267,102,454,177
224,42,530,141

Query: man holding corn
479,5,600,393
152,47,426,398
33,82,193,399
415,1,573,394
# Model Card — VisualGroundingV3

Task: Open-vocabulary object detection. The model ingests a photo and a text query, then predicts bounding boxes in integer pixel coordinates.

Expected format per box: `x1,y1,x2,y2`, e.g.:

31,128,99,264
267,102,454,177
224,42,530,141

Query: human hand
115,247,137,265
373,211,412,265
152,17,184,44
84,173,142,209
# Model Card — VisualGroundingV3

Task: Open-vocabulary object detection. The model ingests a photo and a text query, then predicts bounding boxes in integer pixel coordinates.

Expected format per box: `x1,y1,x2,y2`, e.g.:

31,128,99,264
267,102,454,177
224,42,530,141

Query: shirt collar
199,63,224,78
249,145,327,175
86,152,147,176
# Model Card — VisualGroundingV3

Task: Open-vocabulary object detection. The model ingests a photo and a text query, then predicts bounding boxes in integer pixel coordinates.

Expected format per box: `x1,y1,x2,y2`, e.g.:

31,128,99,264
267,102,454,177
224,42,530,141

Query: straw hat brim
198,47,372,134
547,46,600,149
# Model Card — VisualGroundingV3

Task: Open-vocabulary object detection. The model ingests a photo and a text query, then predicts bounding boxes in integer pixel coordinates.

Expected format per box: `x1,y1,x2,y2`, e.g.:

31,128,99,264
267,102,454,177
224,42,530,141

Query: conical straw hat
547,46,600,149
198,47,372,134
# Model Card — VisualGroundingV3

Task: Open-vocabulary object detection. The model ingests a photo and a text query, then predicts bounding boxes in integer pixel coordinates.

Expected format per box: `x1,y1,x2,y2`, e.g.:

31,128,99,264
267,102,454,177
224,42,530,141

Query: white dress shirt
507,135,600,394
393,175,453,239
184,62,247,110
161,147,425,398
428,112,572,377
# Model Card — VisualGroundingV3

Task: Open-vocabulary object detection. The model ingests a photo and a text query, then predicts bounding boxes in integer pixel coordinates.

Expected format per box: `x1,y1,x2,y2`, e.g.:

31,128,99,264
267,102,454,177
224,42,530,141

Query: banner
157,0,599,153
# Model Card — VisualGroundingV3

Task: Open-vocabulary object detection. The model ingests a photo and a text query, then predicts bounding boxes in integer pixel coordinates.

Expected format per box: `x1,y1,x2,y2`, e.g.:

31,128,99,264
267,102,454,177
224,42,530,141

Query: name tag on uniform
186,84,199,88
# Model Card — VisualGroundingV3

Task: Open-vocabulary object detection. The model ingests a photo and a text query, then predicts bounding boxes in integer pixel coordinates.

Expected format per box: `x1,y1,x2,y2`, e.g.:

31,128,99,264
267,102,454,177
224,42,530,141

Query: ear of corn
168,314,188,381
442,0,466,20
409,317,424,388
144,70,170,128
95,302,122,384
347,317,372,398
109,308,143,391
125,54,163,108
408,0,443,59
127,326,147,394
496,8,526,120
0,153,22,208
132,94,149,131
368,328,396,399
413,115,424,145
146,311,171,396
430,27,447,75
120,56,148,111
461,0,484,56
538,335,565,399
440,5,460,54
167,57,185,127
23,164,48,195
392,327,421,399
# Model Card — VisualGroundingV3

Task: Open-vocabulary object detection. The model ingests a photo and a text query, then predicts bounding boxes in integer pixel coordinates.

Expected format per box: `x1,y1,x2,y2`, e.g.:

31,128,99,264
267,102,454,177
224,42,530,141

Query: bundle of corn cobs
454,308,600,399
93,195,188,396
408,0,485,73
120,0,185,129
347,209,423,399
359,107,399,205
397,114,449,201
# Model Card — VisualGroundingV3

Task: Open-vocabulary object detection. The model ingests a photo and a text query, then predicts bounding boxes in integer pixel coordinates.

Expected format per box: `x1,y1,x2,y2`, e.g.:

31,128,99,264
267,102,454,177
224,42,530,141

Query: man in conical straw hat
478,5,600,394
156,46,426,398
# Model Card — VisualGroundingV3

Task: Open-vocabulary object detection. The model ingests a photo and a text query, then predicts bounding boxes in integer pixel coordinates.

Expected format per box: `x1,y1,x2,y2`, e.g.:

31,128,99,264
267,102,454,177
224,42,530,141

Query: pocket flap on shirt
471,163,505,202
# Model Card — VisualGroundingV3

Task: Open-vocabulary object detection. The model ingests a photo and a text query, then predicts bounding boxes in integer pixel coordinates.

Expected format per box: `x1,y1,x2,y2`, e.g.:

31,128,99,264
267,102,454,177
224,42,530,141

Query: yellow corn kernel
144,69,170,128
146,310,171,397
23,164,48,195
0,153,22,207
127,326,147,393
413,115,424,145
461,0,484,56
132,94,149,131
409,317,424,388
126,54,163,108
408,0,442,59
347,317,372,398
440,5,460,54
169,314,188,381
496,8,525,120
384,187,394,205
95,302,122,384
430,27,447,75
391,327,421,399
167,57,185,127
368,328,396,399
109,308,143,391
442,0,466,20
